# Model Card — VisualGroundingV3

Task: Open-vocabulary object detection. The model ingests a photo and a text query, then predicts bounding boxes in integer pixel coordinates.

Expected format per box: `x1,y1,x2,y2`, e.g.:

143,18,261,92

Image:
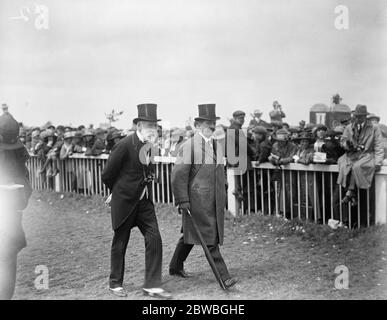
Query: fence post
226,167,240,217
375,168,387,225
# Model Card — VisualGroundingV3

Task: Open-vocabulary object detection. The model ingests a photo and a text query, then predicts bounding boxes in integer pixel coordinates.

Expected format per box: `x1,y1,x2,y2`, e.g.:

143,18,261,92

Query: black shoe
224,277,238,289
169,268,192,278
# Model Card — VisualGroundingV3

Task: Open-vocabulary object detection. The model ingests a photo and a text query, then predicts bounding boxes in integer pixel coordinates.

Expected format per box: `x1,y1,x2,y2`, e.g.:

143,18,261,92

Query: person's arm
101,139,128,190
258,141,272,163
171,140,192,205
373,126,384,169
59,144,67,160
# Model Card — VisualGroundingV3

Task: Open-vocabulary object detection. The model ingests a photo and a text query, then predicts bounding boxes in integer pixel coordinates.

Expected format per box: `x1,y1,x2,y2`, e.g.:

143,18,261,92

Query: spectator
321,127,345,164
83,129,95,156
106,130,123,153
313,124,328,152
269,101,286,123
337,104,384,206
249,109,269,128
88,128,106,156
252,126,271,164
269,128,297,216
59,132,74,160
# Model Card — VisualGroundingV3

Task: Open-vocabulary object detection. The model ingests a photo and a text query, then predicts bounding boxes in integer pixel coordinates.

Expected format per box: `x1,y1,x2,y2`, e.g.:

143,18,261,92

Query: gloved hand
178,202,190,214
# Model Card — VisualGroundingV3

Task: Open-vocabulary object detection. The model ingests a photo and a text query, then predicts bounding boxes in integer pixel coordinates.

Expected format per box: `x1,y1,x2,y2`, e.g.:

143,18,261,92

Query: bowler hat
133,103,161,124
352,104,369,116
0,114,24,150
194,104,220,121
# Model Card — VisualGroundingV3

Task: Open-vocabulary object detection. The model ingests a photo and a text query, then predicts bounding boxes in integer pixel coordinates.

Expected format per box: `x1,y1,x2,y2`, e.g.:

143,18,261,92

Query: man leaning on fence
337,104,384,206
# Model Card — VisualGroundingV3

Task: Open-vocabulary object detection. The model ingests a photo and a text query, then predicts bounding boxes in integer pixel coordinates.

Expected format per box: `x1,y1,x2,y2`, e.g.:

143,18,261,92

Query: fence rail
26,154,387,229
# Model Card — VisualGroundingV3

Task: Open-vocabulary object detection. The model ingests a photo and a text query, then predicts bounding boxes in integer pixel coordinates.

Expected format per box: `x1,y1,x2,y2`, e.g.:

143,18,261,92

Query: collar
198,132,213,144
136,130,146,143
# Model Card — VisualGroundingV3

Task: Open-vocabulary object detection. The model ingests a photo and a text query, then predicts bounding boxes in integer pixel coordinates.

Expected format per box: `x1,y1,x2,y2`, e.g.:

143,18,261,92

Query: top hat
194,104,220,121
0,114,23,150
133,103,161,124
352,104,369,116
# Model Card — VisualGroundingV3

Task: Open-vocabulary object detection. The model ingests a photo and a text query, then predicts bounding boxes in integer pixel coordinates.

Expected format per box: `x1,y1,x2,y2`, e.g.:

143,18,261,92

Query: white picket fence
26,154,387,229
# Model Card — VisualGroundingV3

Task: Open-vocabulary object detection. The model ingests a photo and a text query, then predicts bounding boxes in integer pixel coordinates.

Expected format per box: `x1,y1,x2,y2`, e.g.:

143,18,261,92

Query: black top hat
133,103,161,124
194,104,220,121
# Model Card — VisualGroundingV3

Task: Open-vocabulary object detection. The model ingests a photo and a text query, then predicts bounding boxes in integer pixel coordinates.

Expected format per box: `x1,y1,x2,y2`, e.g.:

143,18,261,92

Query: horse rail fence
26,154,387,229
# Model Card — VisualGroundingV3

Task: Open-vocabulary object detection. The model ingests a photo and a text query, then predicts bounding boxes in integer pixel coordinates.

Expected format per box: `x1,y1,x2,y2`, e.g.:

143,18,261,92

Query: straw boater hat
63,131,75,140
0,114,24,150
367,113,380,122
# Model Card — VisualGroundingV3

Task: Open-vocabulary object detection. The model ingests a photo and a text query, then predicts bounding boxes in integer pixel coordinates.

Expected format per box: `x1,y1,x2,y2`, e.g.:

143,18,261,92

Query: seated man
337,105,384,206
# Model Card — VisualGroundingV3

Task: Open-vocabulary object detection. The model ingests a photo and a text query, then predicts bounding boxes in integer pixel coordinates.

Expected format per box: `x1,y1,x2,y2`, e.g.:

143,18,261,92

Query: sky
0,0,386,129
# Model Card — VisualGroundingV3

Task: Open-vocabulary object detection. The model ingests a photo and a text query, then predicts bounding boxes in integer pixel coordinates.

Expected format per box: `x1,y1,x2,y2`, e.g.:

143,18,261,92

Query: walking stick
184,209,227,290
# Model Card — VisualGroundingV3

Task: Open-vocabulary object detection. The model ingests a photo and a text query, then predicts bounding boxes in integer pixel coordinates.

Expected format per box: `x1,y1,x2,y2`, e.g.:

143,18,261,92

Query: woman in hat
60,131,77,191
83,129,95,156
313,124,328,152
268,128,297,217
0,113,32,299
292,132,321,221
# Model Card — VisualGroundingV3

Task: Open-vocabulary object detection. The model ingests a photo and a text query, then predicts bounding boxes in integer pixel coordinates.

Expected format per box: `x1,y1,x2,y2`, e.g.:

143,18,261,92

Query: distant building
309,94,351,128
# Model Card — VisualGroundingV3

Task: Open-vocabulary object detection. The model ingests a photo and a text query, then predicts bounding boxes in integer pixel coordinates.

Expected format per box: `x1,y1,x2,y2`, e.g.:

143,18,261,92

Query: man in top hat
0,113,32,299
102,103,172,299
337,104,384,206
169,104,238,289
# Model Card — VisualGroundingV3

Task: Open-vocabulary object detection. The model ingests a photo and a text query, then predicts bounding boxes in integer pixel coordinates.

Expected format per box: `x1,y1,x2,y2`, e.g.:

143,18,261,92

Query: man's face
370,119,379,125
137,121,158,143
234,116,245,126
354,115,367,125
253,133,264,141
255,113,262,120
198,120,216,138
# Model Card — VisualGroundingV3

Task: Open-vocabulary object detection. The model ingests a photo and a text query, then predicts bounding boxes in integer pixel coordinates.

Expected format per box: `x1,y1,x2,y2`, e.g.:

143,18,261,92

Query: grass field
13,191,387,300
